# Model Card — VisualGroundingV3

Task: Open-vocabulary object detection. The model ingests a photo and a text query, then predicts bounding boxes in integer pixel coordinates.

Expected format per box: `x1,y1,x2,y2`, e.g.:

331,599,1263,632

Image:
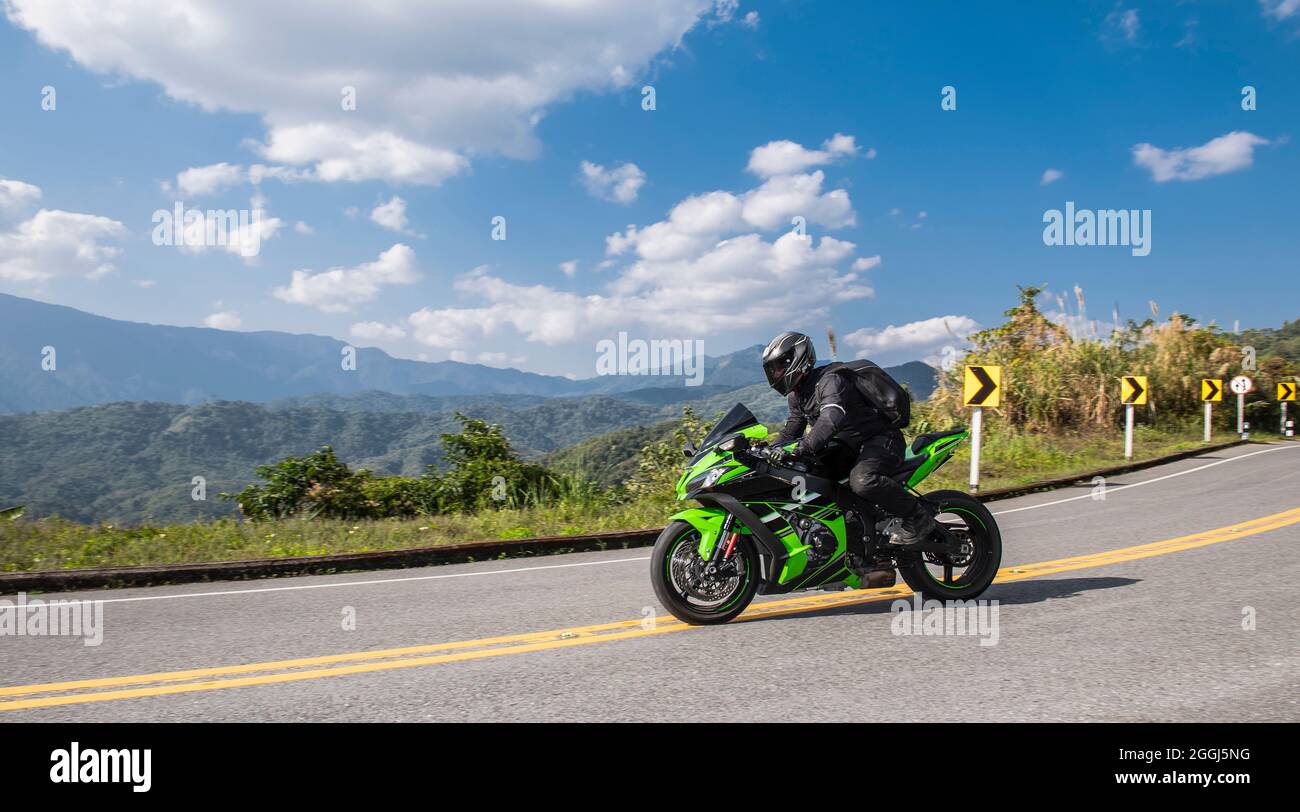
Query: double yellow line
3,506,1298,712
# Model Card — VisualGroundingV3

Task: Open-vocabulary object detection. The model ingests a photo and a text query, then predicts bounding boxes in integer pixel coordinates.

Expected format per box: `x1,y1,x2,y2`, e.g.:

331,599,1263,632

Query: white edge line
46,556,654,606
990,443,1299,516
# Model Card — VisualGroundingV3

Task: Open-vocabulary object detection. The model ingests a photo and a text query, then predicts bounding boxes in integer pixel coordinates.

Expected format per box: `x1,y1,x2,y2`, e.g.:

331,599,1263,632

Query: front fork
706,512,739,573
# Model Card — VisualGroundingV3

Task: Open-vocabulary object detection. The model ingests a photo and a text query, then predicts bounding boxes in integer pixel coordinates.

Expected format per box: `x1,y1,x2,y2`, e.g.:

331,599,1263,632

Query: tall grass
925,287,1293,433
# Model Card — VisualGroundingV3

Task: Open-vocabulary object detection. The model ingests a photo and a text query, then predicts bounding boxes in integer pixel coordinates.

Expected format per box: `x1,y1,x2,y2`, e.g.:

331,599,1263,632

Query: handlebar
736,442,808,473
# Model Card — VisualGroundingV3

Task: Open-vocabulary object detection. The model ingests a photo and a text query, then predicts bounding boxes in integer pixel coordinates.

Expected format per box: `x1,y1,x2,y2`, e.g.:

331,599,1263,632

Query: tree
626,406,712,498
428,412,561,512
224,445,377,520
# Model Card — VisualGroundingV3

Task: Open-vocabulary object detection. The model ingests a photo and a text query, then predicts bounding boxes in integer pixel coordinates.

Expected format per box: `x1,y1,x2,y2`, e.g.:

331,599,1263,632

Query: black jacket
774,364,894,456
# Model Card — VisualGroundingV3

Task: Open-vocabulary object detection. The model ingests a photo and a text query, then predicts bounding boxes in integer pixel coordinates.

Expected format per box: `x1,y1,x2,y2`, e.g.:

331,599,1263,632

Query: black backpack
824,360,912,429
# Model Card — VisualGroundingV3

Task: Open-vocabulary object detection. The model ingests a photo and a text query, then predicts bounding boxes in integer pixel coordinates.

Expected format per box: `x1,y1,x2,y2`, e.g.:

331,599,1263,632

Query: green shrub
223,413,605,521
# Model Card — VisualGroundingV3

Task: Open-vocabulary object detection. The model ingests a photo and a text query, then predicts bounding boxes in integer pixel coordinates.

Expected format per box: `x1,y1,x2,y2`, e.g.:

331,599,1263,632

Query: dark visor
763,358,789,387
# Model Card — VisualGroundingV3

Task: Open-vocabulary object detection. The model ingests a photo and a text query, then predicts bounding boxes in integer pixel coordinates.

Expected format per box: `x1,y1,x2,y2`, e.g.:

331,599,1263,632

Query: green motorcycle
651,403,1002,625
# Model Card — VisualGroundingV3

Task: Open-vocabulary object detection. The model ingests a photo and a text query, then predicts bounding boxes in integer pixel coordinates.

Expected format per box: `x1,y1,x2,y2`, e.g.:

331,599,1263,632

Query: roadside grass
0,425,1268,573
921,421,1219,493
0,493,677,573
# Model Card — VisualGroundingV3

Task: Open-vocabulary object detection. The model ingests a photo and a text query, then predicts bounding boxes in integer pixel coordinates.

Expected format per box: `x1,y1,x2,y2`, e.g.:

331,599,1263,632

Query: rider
760,331,937,558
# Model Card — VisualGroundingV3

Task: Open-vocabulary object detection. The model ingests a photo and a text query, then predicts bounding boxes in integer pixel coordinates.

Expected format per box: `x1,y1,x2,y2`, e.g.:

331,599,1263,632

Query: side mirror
682,441,697,458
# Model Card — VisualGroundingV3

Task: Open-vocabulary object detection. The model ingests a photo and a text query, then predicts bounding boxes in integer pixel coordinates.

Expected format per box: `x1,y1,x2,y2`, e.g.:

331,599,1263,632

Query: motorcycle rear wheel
898,490,1001,601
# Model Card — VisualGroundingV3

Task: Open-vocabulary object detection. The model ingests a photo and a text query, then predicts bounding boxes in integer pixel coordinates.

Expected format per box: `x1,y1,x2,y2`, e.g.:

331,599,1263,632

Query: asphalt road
3,442,1298,722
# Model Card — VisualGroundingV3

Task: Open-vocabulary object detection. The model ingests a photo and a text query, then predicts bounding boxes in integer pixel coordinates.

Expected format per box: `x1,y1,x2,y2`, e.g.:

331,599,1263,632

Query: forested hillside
0,396,665,523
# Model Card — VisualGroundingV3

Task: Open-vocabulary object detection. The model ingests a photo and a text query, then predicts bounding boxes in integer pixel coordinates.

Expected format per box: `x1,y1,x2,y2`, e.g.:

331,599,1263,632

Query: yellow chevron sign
1201,379,1222,402
1279,382,1297,402
963,365,1001,408
1120,375,1147,406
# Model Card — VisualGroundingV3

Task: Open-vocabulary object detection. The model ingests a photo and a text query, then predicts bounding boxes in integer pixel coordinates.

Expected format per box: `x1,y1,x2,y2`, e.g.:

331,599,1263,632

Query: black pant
825,431,919,518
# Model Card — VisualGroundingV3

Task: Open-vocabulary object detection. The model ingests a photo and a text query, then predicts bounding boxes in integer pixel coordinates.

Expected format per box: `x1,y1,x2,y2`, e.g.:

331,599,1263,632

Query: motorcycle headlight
701,467,726,488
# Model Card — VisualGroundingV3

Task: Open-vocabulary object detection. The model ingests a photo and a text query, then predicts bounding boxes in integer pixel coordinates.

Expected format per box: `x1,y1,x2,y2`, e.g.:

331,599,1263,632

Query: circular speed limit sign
1229,375,1253,395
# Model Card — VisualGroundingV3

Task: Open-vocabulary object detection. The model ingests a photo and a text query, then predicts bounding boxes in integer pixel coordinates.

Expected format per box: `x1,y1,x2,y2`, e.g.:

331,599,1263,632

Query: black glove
771,447,798,467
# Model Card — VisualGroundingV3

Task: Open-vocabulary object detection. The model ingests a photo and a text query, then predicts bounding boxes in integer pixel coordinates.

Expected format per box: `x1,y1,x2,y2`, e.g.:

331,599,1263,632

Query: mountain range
0,293,937,412
0,293,939,523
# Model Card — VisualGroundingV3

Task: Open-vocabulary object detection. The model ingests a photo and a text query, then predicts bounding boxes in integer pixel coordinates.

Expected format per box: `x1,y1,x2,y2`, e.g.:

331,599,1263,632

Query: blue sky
1,0,1296,378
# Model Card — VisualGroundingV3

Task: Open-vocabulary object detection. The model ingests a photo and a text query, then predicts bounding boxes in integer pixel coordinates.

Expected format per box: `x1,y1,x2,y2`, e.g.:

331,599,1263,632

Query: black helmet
762,331,816,395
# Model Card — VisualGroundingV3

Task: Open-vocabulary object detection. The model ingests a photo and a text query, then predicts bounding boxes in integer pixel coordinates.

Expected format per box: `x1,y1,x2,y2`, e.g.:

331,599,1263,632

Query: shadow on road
985,576,1139,605
745,576,1139,624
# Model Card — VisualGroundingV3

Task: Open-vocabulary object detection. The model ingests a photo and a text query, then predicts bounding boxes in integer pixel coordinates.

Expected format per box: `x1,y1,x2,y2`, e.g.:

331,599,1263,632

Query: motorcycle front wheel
651,520,758,625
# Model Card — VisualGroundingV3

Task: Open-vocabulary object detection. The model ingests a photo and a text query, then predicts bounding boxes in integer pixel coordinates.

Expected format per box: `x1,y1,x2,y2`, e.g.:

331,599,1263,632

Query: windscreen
697,403,759,450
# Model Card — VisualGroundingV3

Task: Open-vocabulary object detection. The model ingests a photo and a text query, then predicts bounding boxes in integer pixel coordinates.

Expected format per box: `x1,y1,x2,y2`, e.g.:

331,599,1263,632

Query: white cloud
746,133,859,177
403,135,872,349
709,0,759,29
843,316,980,359
1132,131,1269,182
370,195,413,233
0,208,126,282
294,221,313,234
742,171,855,229
5,1,716,186
132,279,156,288
0,178,42,216
350,321,408,341
852,255,881,272
274,243,420,312
175,202,285,263
410,233,868,348
579,161,646,205
604,165,855,260
203,310,241,330
1045,308,1116,341
1105,8,1141,44
560,260,578,278
176,162,245,197
1040,168,1064,185
246,163,310,185
257,125,469,186
711,0,738,23
175,162,310,198
1261,0,1300,20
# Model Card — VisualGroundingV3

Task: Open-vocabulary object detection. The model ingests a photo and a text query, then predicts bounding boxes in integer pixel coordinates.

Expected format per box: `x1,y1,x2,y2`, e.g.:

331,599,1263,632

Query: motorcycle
650,403,1002,625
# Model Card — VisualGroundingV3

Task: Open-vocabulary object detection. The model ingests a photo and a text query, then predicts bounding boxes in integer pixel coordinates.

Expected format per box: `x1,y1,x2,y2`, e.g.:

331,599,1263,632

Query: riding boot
888,503,938,547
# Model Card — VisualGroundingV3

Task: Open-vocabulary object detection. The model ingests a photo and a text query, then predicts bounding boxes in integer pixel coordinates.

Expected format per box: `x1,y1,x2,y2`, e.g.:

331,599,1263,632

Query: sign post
1120,375,1147,459
1201,379,1222,442
1229,375,1253,437
1279,382,1296,436
963,365,1001,493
